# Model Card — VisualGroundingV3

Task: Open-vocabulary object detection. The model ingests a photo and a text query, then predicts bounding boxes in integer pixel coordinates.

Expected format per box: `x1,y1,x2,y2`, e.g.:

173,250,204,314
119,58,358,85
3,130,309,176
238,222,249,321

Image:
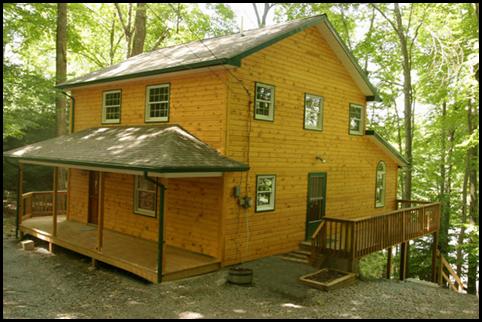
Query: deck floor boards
21,216,219,280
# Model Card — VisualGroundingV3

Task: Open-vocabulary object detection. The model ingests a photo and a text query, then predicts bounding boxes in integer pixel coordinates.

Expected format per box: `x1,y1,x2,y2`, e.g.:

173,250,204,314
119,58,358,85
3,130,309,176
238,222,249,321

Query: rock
20,240,35,251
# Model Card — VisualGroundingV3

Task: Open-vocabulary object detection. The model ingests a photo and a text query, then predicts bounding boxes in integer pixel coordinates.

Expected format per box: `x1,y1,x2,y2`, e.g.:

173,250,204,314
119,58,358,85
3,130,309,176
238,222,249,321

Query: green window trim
102,89,122,124
145,83,170,123
348,103,364,135
304,93,324,131
255,174,276,212
375,161,386,208
254,82,275,121
134,175,157,217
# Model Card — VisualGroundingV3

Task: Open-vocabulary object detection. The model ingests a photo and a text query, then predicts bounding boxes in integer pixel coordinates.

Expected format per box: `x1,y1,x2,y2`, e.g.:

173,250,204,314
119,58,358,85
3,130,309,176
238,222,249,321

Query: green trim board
365,130,409,167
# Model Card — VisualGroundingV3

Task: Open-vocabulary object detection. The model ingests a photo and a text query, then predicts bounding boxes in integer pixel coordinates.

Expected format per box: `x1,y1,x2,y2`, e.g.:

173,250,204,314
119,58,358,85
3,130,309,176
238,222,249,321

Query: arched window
375,161,386,207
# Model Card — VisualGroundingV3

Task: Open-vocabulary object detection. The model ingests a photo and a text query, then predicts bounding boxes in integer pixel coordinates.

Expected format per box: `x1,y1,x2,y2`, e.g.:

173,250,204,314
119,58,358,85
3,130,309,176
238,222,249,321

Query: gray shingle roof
58,15,326,89
3,125,249,173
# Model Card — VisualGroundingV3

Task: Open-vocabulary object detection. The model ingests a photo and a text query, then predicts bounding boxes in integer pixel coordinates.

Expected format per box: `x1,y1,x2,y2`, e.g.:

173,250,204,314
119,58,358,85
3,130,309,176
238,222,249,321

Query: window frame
375,161,386,208
348,103,364,135
303,93,324,131
133,175,158,217
254,82,275,122
102,90,122,124
255,174,276,212
145,83,170,123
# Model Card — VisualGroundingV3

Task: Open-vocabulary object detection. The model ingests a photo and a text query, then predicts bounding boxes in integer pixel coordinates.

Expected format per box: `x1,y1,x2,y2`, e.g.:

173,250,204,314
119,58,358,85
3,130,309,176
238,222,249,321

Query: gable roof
57,15,378,100
365,130,409,167
3,125,249,173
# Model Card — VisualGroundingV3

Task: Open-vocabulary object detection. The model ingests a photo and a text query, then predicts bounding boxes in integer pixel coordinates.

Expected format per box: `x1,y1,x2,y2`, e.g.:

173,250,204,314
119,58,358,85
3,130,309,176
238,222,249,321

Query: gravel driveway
3,216,479,319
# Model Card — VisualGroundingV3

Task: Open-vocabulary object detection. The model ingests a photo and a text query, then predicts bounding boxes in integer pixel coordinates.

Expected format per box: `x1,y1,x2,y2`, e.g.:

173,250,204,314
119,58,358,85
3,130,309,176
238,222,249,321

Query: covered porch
4,125,249,283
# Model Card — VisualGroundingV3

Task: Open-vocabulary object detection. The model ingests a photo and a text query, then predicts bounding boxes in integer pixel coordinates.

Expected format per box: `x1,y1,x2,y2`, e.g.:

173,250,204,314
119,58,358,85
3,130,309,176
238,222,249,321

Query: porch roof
3,125,249,173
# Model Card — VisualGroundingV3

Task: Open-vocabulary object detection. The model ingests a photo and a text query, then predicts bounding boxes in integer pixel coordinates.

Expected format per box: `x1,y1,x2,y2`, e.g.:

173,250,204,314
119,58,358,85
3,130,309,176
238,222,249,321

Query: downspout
144,172,166,283
61,91,75,133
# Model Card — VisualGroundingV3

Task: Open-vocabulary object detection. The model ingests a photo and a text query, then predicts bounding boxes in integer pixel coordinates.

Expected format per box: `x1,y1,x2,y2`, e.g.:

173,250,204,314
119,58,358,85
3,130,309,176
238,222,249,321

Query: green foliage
359,250,387,280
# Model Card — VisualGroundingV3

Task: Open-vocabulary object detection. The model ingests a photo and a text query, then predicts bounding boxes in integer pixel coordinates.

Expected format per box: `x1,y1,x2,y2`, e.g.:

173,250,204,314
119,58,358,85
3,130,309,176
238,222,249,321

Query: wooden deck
20,216,220,283
311,201,441,259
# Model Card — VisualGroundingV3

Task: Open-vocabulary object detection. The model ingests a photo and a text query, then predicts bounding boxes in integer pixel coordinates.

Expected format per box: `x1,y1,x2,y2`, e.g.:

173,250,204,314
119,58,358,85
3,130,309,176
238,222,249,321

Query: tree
56,3,67,137
252,3,276,27
115,3,147,58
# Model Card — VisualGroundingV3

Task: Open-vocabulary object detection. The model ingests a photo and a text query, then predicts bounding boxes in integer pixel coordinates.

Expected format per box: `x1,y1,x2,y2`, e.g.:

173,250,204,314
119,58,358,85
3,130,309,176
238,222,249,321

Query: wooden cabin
4,15,441,283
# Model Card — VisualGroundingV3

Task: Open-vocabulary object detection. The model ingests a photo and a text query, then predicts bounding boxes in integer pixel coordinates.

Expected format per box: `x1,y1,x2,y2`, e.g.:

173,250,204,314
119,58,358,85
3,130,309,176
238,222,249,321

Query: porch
19,192,220,282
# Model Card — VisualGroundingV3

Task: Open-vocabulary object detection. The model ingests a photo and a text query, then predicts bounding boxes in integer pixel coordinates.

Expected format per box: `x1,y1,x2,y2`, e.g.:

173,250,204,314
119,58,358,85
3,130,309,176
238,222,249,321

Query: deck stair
280,249,311,264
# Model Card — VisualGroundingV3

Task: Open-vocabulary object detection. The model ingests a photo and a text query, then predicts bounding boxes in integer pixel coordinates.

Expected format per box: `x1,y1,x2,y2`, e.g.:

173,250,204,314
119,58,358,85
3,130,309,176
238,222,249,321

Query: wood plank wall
222,26,399,265
67,170,222,257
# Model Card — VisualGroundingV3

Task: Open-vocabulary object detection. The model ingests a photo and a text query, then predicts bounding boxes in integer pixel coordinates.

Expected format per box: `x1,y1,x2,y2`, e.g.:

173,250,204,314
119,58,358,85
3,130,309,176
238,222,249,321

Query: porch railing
311,201,441,260
22,191,67,219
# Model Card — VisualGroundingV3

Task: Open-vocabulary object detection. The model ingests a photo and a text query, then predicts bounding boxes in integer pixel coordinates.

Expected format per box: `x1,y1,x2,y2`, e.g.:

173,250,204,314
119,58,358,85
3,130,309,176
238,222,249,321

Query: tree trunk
466,100,479,295
56,3,68,190
394,3,413,201
131,3,146,57
56,3,67,137
439,101,449,255
253,3,274,27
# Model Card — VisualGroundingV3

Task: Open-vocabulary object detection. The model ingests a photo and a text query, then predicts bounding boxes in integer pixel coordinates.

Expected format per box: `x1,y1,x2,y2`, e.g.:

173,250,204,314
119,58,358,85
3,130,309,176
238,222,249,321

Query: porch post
96,172,105,252
400,241,408,281
52,167,58,237
431,231,439,282
157,178,167,283
16,163,24,239
386,247,392,279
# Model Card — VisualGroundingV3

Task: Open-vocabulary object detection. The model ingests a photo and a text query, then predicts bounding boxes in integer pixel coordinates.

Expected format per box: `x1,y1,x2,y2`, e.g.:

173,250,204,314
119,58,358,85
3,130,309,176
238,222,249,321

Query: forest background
2,3,479,294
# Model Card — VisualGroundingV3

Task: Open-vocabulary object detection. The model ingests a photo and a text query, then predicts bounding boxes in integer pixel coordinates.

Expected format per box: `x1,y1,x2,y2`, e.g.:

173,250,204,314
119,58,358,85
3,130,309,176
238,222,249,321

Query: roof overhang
3,125,250,175
365,130,408,167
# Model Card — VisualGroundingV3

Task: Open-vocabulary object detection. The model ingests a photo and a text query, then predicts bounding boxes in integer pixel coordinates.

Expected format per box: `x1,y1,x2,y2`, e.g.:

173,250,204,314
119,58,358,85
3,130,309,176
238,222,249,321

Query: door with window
306,172,327,240
88,171,99,225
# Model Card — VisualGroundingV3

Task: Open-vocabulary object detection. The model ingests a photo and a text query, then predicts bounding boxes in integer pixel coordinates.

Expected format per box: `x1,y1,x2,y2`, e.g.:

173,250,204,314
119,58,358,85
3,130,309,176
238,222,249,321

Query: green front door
306,172,327,240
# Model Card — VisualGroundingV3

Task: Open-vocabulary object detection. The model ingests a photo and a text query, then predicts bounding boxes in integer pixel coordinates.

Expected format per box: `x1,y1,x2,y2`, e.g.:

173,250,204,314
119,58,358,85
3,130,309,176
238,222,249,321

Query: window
102,90,121,123
134,176,157,216
304,94,324,130
145,84,170,122
256,175,276,212
255,83,275,121
375,161,386,208
349,103,364,135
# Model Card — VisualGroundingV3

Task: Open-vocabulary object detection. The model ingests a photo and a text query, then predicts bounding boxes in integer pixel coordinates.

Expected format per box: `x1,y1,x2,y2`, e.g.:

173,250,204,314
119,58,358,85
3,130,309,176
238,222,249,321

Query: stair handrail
311,220,325,240
436,249,466,292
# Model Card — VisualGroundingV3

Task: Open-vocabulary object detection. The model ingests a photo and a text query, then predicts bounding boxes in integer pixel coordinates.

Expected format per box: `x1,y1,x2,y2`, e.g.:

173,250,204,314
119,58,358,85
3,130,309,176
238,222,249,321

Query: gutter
144,172,166,283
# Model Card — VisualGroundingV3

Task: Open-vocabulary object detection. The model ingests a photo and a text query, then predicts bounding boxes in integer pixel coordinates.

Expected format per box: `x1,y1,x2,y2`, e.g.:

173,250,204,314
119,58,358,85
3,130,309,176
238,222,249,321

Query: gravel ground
3,215,479,319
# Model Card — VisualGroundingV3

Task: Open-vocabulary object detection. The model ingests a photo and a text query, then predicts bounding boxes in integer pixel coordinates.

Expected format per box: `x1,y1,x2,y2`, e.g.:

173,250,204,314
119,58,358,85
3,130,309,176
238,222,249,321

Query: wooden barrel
227,267,253,285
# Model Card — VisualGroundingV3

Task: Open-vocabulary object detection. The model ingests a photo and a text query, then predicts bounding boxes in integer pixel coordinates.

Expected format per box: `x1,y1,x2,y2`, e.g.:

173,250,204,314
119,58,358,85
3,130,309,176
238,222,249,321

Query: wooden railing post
386,247,392,279
52,167,58,238
96,172,105,253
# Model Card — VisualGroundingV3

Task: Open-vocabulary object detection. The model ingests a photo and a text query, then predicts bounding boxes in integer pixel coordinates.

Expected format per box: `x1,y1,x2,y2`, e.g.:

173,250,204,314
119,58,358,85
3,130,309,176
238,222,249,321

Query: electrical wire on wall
144,7,255,264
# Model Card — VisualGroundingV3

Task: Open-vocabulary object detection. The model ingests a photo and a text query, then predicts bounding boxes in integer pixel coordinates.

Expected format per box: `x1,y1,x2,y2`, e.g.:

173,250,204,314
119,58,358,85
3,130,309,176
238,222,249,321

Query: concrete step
299,241,312,252
292,249,311,256
280,256,310,264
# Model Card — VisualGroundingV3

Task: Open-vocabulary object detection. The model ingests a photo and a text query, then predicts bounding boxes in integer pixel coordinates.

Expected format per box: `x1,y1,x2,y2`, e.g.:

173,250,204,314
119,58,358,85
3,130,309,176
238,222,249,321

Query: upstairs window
256,175,276,212
102,90,121,124
145,84,170,122
375,161,386,208
255,83,275,121
134,176,157,217
349,103,364,135
304,94,324,131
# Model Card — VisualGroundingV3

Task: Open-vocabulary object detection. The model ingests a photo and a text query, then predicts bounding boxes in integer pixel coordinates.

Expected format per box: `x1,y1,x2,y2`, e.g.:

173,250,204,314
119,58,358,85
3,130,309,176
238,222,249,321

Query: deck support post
96,172,105,253
16,163,24,239
386,247,392,279
399,241,408,280
49,242,54,253
156,177,167,284
431,231,439,282
52,167,58,238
